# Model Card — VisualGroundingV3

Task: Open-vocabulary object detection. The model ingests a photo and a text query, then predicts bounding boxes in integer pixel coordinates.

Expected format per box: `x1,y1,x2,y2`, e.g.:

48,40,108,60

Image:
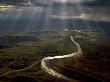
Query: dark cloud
82,0,110,6
0,0,28,3
0,0,109,7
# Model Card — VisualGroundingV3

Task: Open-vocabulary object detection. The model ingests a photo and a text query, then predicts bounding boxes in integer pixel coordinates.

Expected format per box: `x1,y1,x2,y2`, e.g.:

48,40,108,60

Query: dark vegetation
74,30,110,81
79,37,110,81
44,30,110,82
12,76,37,82
49,59,102,82
0,35,40,48
0,30,109,82
0,30,74,82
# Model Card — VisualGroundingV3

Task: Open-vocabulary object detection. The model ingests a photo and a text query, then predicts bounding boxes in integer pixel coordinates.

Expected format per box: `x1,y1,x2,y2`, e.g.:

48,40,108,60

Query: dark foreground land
0,30,75,82
0,30,110,82
48,30,110,82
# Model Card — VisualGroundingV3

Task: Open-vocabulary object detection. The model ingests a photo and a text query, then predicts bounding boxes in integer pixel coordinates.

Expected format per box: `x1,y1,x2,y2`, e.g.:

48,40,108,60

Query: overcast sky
0,0,110,22
31,0,97,5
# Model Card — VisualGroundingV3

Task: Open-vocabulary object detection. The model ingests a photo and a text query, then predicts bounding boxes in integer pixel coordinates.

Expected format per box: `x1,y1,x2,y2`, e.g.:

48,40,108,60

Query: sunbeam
0,7,17,32
75,0,92,29
59,5,68,30
41,1,54,31
24,7,42,32
9,7,23,32
85,5,104,33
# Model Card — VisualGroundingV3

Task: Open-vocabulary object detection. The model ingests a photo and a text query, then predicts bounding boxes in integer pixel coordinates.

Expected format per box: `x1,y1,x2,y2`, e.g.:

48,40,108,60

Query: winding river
41,36,82,82
0,36,82,82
